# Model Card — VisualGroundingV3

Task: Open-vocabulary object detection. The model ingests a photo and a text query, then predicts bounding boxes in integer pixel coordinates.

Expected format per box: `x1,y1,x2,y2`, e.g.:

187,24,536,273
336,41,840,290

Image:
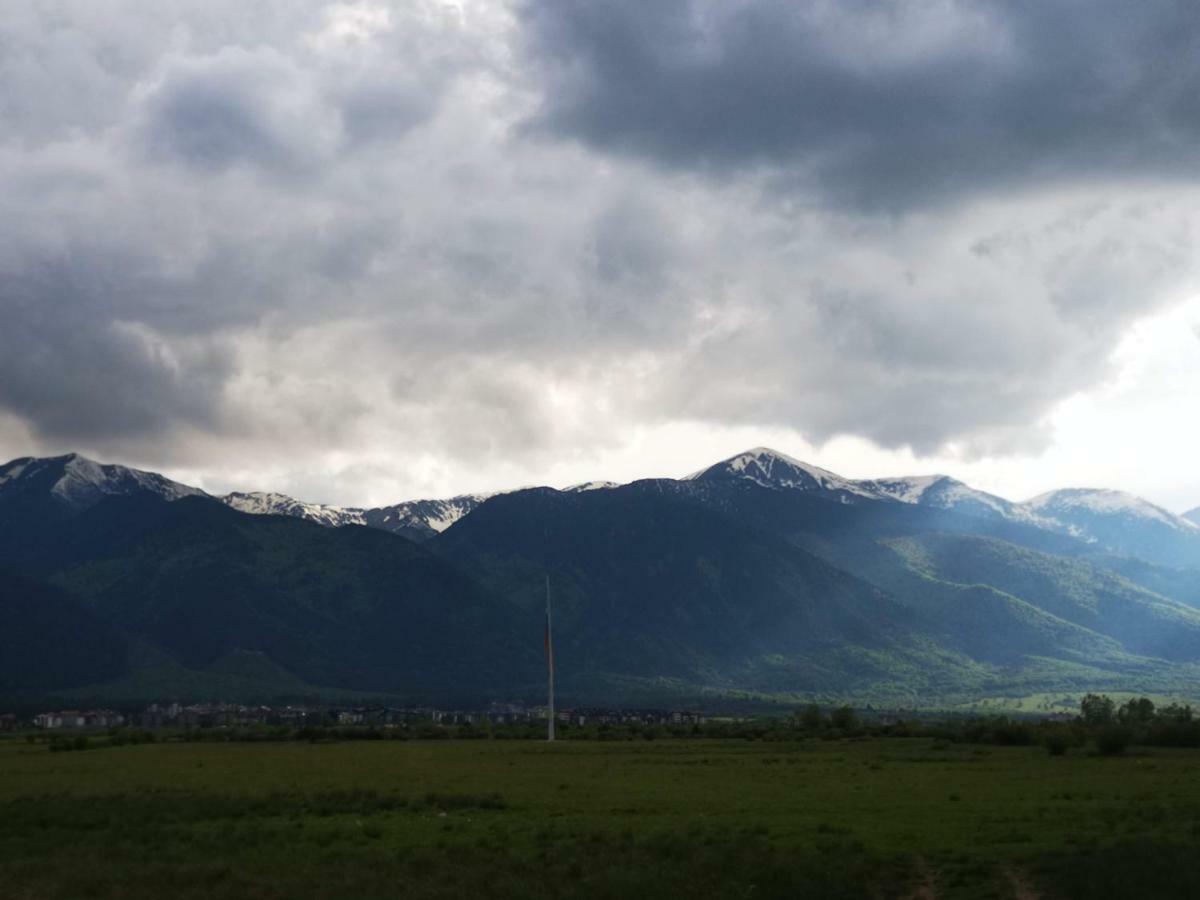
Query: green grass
3,735,1200,898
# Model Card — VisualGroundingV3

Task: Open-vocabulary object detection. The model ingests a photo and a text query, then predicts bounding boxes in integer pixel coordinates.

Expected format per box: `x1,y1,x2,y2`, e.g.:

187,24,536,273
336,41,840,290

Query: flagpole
545,574,555,742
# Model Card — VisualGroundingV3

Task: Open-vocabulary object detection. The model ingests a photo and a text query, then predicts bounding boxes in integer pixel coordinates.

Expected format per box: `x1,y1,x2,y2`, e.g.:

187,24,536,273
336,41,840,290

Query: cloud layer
1,0,1199,502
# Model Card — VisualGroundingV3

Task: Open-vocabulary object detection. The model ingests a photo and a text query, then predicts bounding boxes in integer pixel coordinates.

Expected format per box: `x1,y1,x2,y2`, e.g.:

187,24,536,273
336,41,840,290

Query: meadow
2,734,1200,899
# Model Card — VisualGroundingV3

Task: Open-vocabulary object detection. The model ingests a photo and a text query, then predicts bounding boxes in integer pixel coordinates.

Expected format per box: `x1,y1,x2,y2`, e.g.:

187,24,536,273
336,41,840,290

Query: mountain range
4,447,1200,709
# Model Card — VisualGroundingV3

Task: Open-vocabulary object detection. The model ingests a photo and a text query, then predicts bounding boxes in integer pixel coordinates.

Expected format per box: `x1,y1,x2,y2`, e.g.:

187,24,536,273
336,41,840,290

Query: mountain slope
5,493,542,702
642,478,1182,669
432,484,987,700
0,568,130,692
883,533,1200,663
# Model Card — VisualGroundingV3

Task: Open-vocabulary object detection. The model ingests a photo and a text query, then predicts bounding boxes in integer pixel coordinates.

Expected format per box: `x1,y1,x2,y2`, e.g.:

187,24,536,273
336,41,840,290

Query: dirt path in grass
902,858,940,900
1004,866,1044,900
900,860,1046,900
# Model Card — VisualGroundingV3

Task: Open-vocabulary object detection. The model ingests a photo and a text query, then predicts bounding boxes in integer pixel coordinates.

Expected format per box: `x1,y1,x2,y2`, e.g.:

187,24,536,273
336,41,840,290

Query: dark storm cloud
0,262,232,441
520,0,1200,208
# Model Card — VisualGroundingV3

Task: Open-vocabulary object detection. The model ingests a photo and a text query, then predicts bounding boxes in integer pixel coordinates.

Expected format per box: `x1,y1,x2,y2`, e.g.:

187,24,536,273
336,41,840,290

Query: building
32,710,124,729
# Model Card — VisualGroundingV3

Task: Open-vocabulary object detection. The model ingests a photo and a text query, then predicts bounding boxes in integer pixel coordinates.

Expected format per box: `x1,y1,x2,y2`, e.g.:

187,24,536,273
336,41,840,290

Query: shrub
1043,730,1072,756
991,722,1035,746
1095,725,1132,757
830,706,857,731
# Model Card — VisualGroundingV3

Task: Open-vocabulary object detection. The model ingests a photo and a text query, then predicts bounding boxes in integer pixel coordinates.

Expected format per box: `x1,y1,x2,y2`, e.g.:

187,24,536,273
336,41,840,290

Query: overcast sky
3,0,1200,511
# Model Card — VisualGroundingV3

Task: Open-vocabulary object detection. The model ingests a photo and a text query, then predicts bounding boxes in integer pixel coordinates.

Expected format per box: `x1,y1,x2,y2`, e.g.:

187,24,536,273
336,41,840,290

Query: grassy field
2,735,1200,899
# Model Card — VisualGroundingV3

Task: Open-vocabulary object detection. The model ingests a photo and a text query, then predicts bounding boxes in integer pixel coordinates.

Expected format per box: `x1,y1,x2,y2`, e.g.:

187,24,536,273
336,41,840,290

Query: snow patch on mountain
885,476,1057,527
218,489,492,538
864,474,947,504
221,492,367,528
0,460,30,488
565,481,619,492
365,494,492,537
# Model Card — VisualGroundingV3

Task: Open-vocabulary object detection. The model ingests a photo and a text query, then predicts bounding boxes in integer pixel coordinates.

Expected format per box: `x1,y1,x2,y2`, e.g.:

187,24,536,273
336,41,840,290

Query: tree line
23,694,1199,755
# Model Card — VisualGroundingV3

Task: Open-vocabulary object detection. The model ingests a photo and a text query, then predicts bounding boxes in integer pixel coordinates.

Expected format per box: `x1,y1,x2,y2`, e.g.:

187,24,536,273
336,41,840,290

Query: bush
794,704,823,730
48,735,92,753
1043,730,1072,756
1095,725,1132,757
830,706,857,731
991,722,1036,746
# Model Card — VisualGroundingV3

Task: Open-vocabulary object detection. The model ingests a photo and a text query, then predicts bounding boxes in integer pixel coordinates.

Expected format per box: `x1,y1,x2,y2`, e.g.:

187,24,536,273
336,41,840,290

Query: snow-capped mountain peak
1023,488,1199,533
687,447,878,500
0,453,207,510
685,448,1061,526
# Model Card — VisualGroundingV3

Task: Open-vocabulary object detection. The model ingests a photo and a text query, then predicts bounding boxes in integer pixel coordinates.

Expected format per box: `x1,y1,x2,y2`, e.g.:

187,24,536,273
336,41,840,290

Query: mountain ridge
6,448,1200,706
6,446,1200,572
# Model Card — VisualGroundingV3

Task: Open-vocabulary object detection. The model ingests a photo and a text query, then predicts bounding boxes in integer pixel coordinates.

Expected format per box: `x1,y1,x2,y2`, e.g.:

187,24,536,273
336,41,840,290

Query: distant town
1,702,709,732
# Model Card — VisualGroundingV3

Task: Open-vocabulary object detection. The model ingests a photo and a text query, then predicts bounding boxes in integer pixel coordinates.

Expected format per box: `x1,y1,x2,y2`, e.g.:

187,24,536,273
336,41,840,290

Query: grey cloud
137,47,339,173
337,77,434,145
519,0,1200,209
1,0,1199,502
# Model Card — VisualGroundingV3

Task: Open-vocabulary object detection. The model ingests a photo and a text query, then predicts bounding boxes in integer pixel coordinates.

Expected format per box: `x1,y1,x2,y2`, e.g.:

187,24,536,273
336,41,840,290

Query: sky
2,0,1200,511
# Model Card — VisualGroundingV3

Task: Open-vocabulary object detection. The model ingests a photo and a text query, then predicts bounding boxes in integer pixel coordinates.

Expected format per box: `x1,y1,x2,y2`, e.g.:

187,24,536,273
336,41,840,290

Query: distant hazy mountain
866,474,1046,525
1022,488,1200,568
1184,507,1200,526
